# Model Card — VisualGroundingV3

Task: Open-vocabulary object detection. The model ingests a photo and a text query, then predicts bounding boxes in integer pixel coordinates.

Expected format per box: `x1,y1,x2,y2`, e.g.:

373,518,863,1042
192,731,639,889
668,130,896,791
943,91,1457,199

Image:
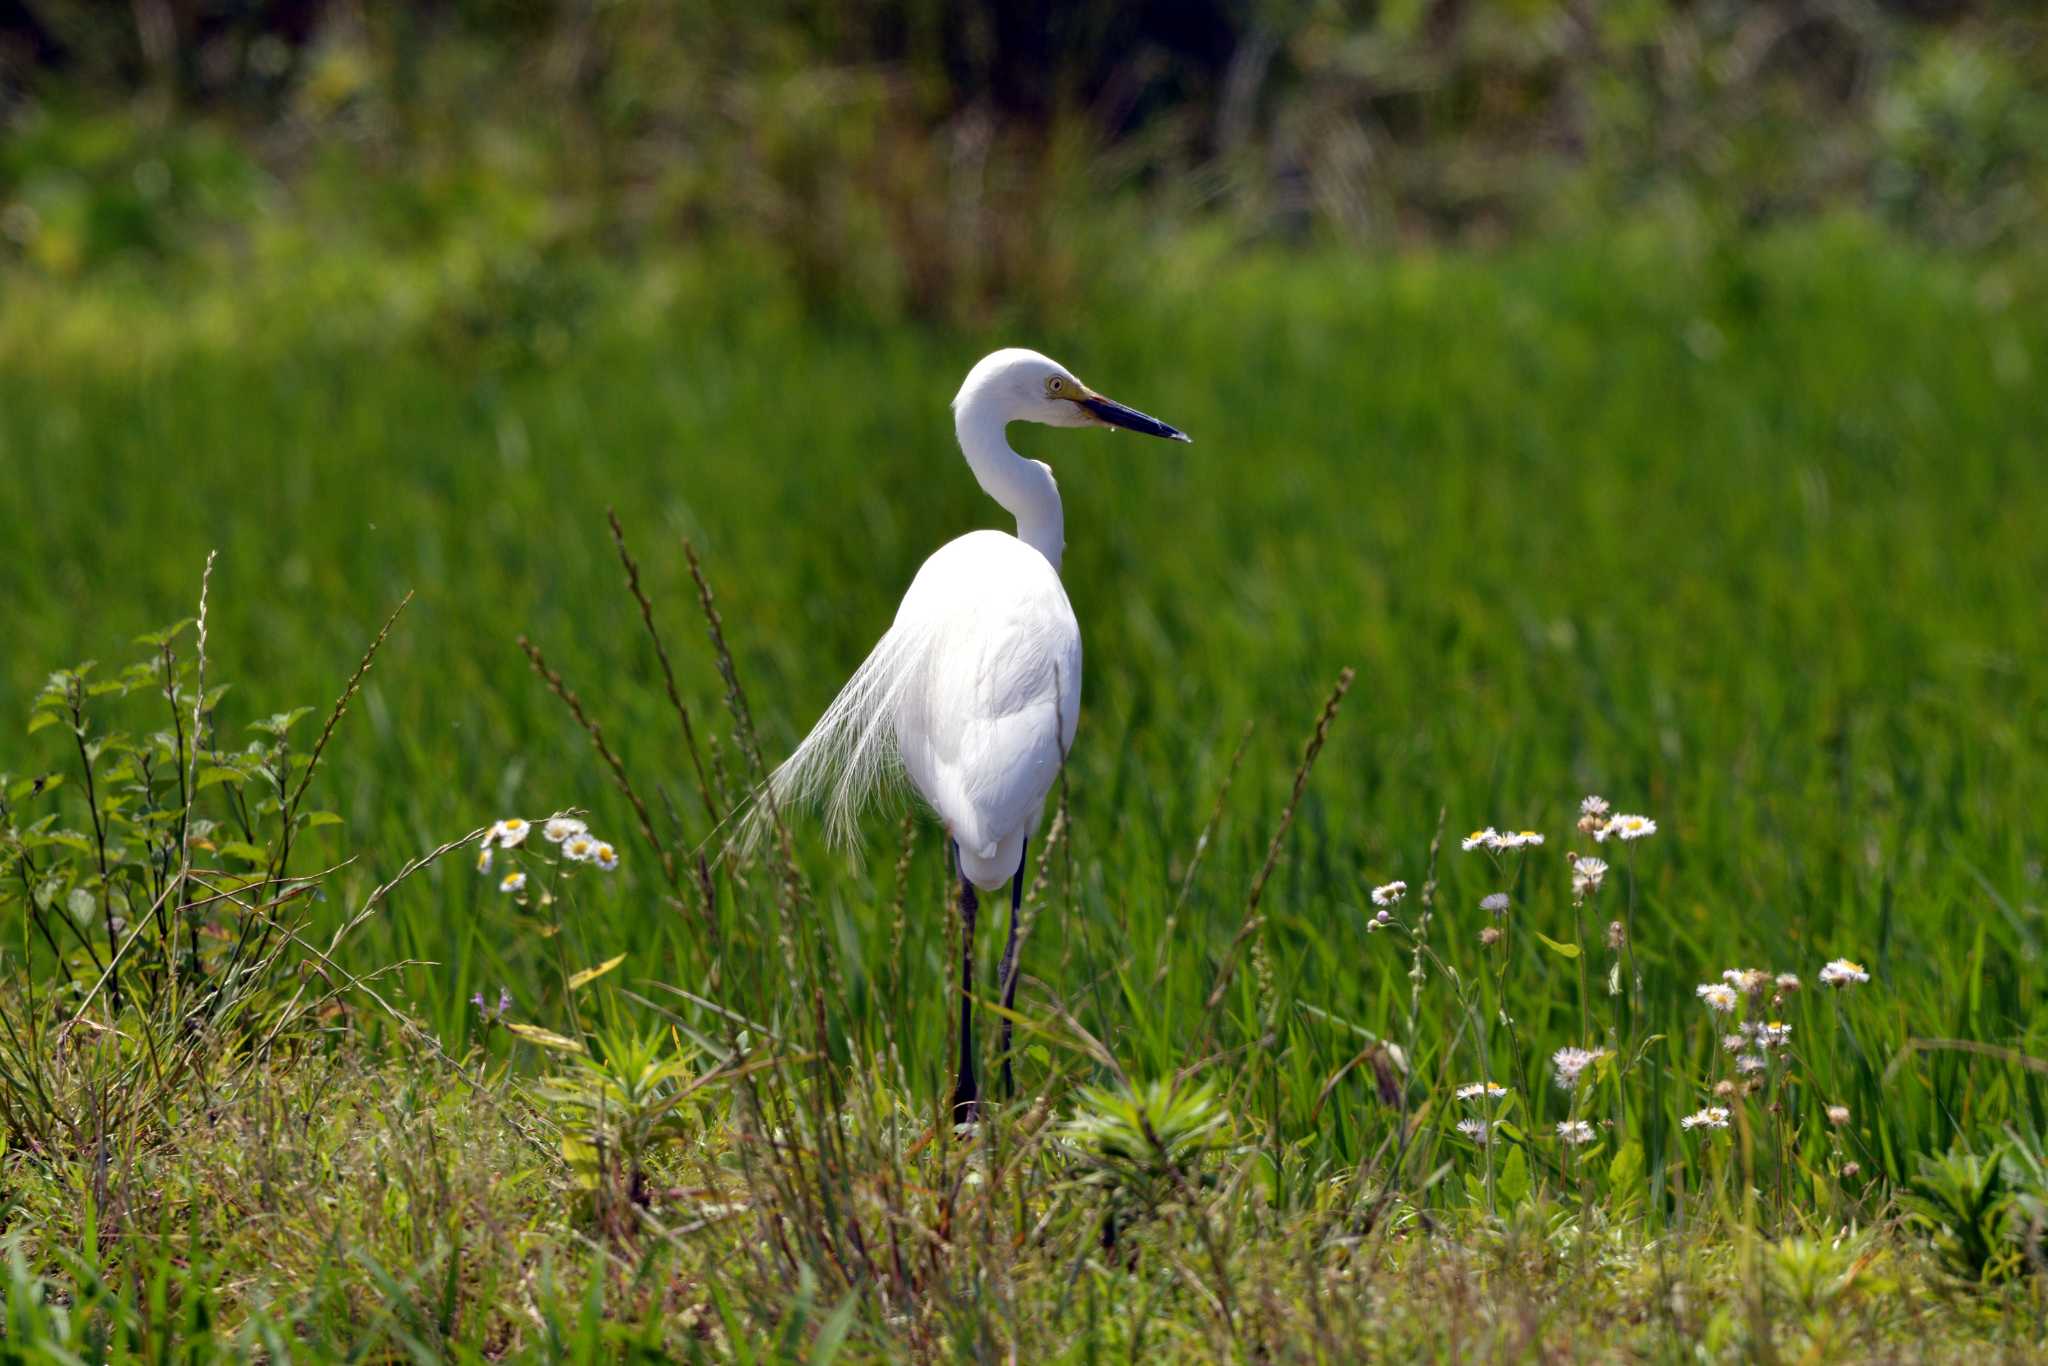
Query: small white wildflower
1556,1119,1596,1146
1826,1105,1851,1127
1580,795,1610,819
1610,814,1657,841
1454,1081,1509,1102
1371,880,1407,907
1756,1020,1792,1048
1481,892,1511,916
499,871,527,895
1570,856,1608,898
1513,830,1545,847
563,834,597,862
490,817,532,849
1735,1054,1768,1075
1819,958,1870,987
476,845,494,875
592,841,619,872
1722,1033,1748,1053
1591,820,1614,842
1461,828,1498,853
1696,983,1739,1013
1455,1118,1492,1145
1775,972,1801,991
1552,1046,1605,1090
1681,1106,1731,1131
543,816,587,844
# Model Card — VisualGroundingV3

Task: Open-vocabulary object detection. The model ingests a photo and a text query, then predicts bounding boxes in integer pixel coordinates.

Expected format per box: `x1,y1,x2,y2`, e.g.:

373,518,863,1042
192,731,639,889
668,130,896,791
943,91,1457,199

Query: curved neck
954,400,1065,572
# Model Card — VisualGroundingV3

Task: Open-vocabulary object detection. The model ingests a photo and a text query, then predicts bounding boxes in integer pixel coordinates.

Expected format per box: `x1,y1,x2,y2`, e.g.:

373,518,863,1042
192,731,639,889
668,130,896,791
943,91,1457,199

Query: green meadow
5,221,2048,1358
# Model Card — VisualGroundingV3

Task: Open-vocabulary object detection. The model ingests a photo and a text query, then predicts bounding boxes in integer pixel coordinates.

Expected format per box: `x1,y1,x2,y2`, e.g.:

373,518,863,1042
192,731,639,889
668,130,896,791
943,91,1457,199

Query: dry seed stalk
517,634,680,892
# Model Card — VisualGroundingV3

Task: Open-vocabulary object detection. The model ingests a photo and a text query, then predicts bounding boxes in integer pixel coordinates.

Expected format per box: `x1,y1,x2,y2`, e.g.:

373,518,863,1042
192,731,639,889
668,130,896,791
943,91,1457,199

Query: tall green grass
3,219,2045,1181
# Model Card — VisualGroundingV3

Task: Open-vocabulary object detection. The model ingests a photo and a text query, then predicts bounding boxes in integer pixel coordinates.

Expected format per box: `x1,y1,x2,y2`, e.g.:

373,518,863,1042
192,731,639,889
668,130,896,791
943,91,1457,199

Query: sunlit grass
3,220,2047,1357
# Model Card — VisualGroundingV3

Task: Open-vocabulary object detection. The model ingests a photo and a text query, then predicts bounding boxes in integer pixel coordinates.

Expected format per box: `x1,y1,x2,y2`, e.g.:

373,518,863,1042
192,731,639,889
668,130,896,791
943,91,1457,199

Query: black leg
951,841,980,1124
998,838,1027,1098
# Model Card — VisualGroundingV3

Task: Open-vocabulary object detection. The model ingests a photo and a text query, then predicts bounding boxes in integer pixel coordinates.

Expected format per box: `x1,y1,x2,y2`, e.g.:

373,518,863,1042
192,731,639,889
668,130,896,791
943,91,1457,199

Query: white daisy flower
476,845,494,875
1551,1046,1605,1090
1590,820,1615,843
1580,795,1610,819
592,841,619,872
1556,1119,1596,1146
1775,973,1801,991
1819,958,1869,987
1513,830,1545,847
1826,1105,1851,1127
562,834,597,862
490,817,532,849
1756,1020,1792,1047
1454,1081,1508,1102
1609,814,1657,841
1681,1106,1731,1131
1371,880,1407,907
543,816,587,844
1696,983,1739,1013
1461,828,1498,853
1455,1118,1492,1145
1570,856,1608,898
499,871,527,895
1735,1054,1768,1075
1723,968,1770,994
1722,1033,1748,1053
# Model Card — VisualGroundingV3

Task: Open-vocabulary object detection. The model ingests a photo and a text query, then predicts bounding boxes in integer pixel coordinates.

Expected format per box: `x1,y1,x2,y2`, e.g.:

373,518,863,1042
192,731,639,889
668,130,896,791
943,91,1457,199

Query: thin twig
517,635,680,892
1201,668,1355,1023
608,511,721,840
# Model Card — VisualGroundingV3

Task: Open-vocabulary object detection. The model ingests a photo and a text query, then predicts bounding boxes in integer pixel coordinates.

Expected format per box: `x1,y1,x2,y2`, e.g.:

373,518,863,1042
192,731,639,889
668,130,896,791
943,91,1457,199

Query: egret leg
998,838,1027,1098
951,841,980,1124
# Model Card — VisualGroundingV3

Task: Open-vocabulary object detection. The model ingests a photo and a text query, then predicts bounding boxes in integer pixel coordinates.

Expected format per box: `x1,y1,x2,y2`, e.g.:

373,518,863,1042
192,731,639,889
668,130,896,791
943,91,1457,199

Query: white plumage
760,348,1186,892
890,528,1080,888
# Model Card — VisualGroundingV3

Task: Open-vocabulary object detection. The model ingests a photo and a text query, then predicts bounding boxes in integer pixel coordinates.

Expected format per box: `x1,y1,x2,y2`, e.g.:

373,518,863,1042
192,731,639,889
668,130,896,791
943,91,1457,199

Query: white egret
761,348,1188,1120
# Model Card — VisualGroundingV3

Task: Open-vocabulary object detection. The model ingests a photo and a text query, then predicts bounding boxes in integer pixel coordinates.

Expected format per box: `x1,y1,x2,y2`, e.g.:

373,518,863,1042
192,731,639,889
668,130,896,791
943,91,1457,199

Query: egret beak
1077,390,1192,443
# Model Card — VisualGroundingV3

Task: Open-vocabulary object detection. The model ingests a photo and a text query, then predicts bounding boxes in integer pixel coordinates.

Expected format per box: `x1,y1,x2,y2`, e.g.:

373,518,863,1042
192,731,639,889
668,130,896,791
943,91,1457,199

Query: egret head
953,348,1190,443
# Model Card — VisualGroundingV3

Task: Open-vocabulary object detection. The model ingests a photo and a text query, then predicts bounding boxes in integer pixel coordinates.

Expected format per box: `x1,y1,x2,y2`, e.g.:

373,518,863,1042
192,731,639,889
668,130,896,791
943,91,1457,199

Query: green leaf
300,811,344,829
133,619,195,649
568,954,627,992
249,707,314,738
25,711,62,735
196,766,248,791
1534,931,1581,959
215,840,271,864
1608,1140,1644,1195
1497,1144,1531,1207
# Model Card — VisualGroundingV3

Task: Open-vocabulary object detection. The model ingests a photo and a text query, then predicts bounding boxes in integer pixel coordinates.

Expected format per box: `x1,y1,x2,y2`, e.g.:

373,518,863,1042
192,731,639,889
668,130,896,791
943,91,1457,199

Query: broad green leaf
216,840,271,864
1534,931,1581,959
1608,1140,1644,1195
1497,1145,1531,1206
568,954,627,991
300,811,344,829
25,711,62,735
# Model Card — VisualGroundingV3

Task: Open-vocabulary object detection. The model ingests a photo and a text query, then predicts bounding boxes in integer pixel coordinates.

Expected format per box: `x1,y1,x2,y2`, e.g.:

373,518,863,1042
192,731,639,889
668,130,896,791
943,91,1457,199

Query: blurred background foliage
2,0,2043,327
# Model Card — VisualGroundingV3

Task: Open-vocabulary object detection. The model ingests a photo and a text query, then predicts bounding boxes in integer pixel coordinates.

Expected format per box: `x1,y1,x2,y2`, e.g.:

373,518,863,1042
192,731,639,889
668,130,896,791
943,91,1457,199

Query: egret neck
954,398,1065,572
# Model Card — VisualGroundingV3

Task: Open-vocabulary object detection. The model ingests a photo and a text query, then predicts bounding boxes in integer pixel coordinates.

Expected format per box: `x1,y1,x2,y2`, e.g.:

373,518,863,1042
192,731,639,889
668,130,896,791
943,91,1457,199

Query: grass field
4,220,2048,1358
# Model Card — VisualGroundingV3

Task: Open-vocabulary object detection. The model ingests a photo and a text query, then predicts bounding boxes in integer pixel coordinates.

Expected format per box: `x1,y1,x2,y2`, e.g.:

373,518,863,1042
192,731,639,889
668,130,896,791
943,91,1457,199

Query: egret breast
892,530,1081,889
